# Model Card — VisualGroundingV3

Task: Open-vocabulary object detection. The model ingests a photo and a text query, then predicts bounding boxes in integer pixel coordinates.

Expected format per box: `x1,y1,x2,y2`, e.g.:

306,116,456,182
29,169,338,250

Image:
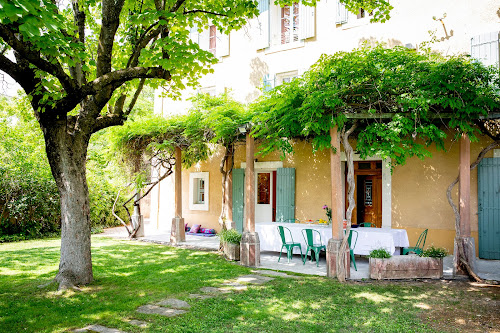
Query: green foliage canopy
253,46,500,166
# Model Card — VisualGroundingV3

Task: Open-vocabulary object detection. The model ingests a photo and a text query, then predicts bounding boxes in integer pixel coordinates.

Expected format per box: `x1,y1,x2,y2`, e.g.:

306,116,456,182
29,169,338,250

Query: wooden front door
347,161,383,228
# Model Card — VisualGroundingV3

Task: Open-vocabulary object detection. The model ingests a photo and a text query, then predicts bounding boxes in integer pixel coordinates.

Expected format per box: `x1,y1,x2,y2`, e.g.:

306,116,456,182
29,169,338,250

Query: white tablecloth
255,222,409,256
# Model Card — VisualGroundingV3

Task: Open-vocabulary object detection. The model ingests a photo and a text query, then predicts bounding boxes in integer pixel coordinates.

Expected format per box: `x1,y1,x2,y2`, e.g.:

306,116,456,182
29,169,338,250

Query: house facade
150,0,500,259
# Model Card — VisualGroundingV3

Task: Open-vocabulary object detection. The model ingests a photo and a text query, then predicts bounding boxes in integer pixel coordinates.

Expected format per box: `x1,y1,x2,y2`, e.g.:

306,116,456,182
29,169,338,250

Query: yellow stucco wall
177,134,493,254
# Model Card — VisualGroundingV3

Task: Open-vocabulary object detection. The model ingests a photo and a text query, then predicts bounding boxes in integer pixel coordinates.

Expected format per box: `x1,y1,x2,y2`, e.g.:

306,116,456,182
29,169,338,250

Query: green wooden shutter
256,0,270,49
478,158,500,259
276,168,295,223
232,168,245,233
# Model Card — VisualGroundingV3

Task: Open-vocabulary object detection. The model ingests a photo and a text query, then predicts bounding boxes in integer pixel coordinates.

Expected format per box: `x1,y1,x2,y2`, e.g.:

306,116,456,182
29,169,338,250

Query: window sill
189,204,209,212
264,40,305,55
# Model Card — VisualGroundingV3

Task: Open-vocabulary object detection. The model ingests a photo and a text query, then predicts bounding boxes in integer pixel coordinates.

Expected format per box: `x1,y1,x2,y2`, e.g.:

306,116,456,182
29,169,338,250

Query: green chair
402,229,428,255
301,229,326,266
359,222,374,227
277,226,303,263
348,229,359,271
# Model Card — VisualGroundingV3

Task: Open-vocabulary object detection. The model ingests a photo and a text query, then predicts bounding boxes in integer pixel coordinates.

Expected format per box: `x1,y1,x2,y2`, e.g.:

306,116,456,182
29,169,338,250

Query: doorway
346,161,382,227
255,171,277,223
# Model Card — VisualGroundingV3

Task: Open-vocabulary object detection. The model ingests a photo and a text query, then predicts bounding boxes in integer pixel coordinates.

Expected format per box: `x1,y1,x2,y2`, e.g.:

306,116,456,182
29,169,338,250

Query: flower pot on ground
368,247,445,280
219,229,242,261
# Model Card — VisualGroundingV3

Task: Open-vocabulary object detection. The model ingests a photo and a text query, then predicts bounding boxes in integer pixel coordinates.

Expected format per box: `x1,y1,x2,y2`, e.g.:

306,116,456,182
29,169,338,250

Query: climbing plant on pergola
109,111,210,237
252,45,500,281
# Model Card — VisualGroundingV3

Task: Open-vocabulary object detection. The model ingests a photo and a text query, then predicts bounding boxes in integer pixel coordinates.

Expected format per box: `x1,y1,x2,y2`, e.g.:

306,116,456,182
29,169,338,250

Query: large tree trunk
44,123,93,288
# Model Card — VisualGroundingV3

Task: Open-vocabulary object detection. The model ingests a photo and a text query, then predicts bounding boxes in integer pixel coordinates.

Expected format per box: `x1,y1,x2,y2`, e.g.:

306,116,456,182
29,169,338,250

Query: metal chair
402,229,428,255
277,226,303,263
359,222,375,227
301,229,326,266
348,229,359,271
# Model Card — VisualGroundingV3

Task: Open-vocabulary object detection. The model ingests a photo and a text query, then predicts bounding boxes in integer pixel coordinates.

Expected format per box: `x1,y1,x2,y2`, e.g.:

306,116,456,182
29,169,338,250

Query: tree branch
96,0,126,77
0,24,77,93
124,78,146,116
52,67,171,113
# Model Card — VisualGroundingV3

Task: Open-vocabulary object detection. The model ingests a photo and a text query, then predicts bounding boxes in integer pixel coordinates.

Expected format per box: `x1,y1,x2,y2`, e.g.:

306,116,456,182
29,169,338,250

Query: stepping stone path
75,269,293,332
136,304,188,317
74,324,126,333
252,269,300,278
156,298,191,309
234,274,274,284
125,319,149,328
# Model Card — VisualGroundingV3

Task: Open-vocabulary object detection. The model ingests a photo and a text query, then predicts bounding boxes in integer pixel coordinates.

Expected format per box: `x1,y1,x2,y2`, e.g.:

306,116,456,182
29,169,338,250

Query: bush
369,248,392,259
420,246,447,258
219,229,242,245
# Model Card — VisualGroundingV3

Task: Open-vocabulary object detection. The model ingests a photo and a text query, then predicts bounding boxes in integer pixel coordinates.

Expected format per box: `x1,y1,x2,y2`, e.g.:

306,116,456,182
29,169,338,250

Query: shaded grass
0,238,497,332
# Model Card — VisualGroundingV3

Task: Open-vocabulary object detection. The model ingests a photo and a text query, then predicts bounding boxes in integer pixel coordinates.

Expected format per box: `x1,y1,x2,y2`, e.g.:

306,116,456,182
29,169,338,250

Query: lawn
0,237,498,333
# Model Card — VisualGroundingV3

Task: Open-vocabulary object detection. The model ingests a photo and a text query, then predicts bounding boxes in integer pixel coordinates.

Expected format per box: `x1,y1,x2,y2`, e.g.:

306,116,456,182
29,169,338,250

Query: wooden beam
174,146,182,218
330,126,343,240
459,133,471,237
244,132,255,233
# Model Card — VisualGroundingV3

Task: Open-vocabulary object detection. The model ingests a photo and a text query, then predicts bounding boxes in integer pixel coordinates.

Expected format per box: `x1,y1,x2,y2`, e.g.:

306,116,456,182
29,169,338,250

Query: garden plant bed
370,256,443,280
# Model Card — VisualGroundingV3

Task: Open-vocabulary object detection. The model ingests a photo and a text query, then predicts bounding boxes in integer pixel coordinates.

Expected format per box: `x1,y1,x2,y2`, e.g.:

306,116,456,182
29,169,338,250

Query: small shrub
420,246,447,258
369,248,392,259
218,229,242,245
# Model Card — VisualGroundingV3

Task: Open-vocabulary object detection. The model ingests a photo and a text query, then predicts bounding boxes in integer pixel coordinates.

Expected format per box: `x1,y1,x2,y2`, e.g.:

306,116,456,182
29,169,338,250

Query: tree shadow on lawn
0,239,251,332
1,239,498,333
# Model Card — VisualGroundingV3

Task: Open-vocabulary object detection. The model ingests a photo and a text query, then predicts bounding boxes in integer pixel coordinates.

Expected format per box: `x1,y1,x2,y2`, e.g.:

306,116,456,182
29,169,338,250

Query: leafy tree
191,93,252,229
252,45,500,280
0,0,260,288
0,0,397,288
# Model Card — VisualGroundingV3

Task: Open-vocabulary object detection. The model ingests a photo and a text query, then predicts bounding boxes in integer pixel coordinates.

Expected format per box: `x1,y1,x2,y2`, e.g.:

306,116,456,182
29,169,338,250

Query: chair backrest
415,229,428,250
360,222,374,227
348,229,358,250
277,226,294,244
302,228,322,246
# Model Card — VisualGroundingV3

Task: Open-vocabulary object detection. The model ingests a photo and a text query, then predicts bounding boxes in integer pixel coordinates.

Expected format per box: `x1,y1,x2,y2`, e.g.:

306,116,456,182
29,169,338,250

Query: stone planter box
223,242,240,261
369,256,443,280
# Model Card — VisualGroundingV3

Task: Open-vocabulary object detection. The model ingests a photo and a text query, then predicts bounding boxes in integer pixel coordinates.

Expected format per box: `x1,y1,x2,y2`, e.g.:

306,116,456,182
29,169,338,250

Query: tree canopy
252,45,500,166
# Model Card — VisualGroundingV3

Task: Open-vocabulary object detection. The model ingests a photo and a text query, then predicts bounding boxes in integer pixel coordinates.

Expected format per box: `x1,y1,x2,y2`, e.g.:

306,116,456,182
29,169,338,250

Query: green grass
0,237,480,332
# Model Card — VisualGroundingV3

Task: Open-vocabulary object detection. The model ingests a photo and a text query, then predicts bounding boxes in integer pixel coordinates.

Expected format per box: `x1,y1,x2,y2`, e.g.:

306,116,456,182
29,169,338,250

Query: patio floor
100,221,500,282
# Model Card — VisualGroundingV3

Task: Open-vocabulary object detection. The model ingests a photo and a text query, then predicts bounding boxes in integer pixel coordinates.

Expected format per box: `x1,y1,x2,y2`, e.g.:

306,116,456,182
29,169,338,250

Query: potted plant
369,247,446,280
219,229,242,261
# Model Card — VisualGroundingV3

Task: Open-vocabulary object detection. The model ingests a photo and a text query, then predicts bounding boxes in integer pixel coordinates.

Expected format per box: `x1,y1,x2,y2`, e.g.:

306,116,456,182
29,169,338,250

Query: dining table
255,222,410,256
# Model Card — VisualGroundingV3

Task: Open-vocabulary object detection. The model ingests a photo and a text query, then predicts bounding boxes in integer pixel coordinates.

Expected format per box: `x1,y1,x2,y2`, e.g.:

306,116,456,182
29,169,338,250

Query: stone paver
189,293,215,299
199,286,231,294
125,319,149,328
252,269,299,278
235,274,274,284
74,324,126,333
220,281,248,291
137,304,187,317
156,298,191,309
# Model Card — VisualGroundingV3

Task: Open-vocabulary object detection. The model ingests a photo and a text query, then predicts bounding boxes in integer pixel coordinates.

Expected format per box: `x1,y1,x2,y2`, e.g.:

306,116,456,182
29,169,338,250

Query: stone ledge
370,256,443,280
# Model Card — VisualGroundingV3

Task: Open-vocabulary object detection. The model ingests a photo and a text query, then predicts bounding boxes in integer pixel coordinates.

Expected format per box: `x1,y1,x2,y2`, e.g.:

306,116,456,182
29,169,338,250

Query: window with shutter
256,0,270,49
336,0,348,24
281,3,299,44
263,74,275,92
471,31,500,69
209,25,216,55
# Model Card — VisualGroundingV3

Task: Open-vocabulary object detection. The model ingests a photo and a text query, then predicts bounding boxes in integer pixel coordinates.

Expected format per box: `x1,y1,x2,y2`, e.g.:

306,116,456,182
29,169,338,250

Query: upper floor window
209,25,217,55
281,3,299,44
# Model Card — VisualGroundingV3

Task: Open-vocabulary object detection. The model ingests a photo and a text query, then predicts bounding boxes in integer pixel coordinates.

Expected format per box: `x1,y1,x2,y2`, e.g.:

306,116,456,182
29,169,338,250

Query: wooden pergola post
170,146,185,244
240,129,260,267
454,133,476,274
326,126,350,278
